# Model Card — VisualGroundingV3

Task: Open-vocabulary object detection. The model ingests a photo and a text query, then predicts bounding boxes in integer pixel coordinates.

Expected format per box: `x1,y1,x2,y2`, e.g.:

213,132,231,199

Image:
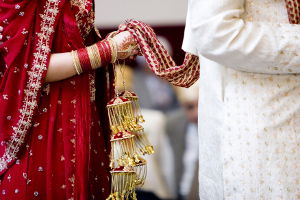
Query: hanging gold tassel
134,156,147,186
107,97,138,134
110,131,149,184
106,63,155,199
107,96,144,199
107,167,137,200
110,131,136,169
134,129,154,156
120,91,154,156
121,91,145,123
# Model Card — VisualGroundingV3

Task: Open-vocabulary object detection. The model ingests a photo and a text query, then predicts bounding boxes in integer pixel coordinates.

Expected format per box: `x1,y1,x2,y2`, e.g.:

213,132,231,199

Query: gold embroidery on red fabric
70,0,87,8
70,0,95,38
0,0,60,171
89,73,96,102
70,0,96,101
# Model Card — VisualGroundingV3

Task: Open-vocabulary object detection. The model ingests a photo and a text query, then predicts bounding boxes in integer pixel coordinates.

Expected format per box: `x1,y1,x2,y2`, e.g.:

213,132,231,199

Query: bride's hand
112,31,139,60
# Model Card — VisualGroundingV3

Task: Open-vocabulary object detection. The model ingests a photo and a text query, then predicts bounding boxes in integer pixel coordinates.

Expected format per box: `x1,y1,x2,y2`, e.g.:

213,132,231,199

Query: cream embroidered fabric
183,0,300,199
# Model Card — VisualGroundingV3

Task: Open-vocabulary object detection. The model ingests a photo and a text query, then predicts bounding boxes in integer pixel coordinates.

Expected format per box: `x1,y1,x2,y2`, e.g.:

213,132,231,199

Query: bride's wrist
71,39,117,75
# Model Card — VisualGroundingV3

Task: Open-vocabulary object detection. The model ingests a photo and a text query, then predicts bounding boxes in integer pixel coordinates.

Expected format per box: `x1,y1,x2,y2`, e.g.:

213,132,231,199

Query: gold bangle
91,44,102,68
87,44,102,69
87,46,97,69
71,50,82,75
75,50,83,74
108,38,118,63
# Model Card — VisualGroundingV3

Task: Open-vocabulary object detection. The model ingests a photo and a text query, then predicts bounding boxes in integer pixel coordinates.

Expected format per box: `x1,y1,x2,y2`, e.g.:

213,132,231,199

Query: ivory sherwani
183,0,300,199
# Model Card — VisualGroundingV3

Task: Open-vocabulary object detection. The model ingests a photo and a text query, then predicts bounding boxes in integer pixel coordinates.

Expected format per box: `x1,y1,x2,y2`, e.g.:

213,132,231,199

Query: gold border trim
0,0,61,171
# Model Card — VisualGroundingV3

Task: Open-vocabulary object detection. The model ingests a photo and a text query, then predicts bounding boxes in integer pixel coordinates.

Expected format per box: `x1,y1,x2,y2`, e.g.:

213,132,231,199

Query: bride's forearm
45,52,77,82
45,31,138,83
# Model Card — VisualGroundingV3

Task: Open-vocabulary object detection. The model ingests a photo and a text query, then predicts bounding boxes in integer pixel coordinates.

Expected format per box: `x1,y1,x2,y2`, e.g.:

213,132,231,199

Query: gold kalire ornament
106,94,154,200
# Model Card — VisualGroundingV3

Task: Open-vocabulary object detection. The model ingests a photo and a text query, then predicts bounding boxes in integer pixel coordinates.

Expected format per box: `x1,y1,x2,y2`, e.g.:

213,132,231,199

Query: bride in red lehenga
0,0,138,199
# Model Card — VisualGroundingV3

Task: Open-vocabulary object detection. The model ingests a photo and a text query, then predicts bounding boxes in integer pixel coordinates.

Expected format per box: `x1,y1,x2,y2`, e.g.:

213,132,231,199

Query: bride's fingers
133,50,139,55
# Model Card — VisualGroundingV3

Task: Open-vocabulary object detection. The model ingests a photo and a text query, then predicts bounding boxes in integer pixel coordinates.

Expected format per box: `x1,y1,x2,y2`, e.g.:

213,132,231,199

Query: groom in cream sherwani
183,0,300,199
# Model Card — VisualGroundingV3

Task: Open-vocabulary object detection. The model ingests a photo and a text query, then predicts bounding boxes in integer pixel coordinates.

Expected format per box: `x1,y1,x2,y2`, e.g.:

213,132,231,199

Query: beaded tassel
106,167,137,200
110,131,137,169
121,91,154,156
107,97,137,134
105,33,154,198
107,97,138,199
133,129,154,156
134,157,147,186
121,91,145,123
106,93,154,200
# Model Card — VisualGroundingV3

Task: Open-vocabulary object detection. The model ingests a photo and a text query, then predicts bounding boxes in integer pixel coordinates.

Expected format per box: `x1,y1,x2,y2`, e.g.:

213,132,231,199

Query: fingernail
0,35,2,40
0,26,3,32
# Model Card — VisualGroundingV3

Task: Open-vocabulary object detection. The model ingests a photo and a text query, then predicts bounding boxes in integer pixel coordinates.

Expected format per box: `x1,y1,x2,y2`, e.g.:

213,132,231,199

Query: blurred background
95,0,187,64
96,1,199,200
95,0,187,27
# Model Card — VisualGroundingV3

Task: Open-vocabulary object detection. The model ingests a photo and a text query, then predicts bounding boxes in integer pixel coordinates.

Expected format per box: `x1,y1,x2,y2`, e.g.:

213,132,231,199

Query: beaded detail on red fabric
285,0,300,24
70,0,95,38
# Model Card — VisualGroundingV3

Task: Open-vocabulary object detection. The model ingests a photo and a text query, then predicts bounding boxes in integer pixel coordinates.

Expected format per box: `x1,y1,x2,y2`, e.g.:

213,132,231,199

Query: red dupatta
0,0,66,175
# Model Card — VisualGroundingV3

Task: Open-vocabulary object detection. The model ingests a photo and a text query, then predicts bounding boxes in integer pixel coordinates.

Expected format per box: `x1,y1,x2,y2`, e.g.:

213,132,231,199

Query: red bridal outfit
0,0,114,199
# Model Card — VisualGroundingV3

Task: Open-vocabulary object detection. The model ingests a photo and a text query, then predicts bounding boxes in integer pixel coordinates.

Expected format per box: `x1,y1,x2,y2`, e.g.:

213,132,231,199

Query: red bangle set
77,47,93,72
71,39,116,75
96,40,112,67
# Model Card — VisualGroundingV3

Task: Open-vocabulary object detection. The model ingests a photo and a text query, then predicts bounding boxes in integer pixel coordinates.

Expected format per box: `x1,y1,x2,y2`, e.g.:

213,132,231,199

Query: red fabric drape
0,0,113,199
0,0,65,176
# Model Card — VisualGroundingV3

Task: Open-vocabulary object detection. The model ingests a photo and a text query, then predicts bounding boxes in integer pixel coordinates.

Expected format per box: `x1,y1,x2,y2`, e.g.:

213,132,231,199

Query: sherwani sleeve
182,4,198,56
184,0,300,74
